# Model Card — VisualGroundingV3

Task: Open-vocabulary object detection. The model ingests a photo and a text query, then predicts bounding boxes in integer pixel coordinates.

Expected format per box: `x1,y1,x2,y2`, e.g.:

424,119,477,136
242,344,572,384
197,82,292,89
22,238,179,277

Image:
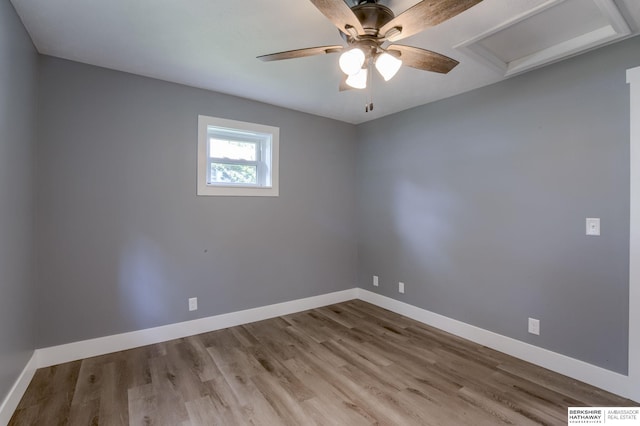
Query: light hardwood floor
9,300,637,425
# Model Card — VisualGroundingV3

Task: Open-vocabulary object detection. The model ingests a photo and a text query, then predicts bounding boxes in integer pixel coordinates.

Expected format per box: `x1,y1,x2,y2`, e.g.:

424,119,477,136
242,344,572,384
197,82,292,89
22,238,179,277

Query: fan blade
388,45,458,74
309,0,365,36
380,0,483,42
258,46,343,62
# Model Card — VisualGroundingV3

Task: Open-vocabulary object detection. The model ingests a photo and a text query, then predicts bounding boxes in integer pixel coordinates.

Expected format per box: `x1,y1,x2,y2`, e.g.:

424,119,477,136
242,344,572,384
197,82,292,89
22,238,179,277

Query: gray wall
0,0,38,403
357,36,640,374
35,57,358,347
5,9,636,387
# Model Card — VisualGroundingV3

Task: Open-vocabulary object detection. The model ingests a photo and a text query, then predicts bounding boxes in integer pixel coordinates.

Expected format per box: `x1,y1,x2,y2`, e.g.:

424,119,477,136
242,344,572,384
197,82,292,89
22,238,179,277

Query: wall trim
35,288,358,368
3,284,637,423
356,288,638,401
627,66,640,401
0,352,37,426
34,286,640,401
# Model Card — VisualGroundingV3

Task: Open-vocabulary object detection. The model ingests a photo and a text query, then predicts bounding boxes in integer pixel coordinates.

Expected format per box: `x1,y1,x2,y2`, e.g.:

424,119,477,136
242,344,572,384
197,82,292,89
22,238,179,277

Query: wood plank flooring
9,300,637,425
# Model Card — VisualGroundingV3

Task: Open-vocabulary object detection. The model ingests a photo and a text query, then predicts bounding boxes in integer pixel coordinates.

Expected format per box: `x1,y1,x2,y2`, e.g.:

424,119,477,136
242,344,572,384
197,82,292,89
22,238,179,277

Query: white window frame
197,115,279,197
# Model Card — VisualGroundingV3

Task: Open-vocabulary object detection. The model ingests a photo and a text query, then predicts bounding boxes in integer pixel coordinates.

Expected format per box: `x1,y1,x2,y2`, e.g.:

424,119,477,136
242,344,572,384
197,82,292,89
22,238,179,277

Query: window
197,115,279,196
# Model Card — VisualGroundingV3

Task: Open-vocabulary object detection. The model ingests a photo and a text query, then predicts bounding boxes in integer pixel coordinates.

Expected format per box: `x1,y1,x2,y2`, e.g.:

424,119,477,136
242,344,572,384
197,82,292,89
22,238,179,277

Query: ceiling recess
455,0,631,77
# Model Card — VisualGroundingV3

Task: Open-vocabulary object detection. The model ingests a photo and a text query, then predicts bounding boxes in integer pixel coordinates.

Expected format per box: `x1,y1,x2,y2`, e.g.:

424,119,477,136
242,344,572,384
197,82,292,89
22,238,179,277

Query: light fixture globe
339,48,365,75
346,67,368,89
375,52,402,81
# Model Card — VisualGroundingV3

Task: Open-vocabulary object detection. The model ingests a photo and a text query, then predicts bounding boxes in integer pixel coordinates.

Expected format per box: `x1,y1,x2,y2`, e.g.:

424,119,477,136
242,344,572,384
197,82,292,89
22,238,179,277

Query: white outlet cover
399,282,405,294
373,275,379,287
189,297,198,311
586,218,600,236
528,318,540,335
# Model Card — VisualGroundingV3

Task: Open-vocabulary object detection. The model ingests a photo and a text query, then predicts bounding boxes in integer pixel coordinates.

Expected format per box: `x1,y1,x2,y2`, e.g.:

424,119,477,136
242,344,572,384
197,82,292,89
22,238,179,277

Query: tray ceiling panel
456,0,632,77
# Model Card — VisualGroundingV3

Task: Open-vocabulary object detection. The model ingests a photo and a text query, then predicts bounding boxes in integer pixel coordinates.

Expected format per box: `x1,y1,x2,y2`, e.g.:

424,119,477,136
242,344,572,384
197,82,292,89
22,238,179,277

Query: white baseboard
2,290,358,424
2,286,636,424
36,288,358,368
356,288,638,402
0,352,37,426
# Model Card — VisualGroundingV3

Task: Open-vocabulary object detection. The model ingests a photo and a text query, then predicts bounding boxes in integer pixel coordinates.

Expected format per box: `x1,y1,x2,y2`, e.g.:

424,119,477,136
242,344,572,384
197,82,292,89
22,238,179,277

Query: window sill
197,184,279,197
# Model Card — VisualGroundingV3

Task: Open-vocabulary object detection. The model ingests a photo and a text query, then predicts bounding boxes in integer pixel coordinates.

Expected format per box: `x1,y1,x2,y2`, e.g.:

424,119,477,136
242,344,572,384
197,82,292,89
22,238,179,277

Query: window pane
209,139,257,161
210,163,257,185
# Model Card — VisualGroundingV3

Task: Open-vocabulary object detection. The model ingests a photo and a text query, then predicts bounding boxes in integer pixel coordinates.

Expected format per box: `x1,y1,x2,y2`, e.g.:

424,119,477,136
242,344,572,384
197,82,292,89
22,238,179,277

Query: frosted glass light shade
346,68,367,89
339,48,365,75
375,52,402,81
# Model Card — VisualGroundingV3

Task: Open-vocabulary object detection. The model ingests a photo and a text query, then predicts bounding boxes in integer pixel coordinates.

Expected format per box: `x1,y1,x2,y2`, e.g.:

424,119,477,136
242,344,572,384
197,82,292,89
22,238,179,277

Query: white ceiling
10,0,640,124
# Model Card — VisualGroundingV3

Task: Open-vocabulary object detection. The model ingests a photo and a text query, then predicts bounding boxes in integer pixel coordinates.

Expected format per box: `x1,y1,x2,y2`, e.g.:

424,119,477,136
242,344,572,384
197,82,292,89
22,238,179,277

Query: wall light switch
586,218,600,236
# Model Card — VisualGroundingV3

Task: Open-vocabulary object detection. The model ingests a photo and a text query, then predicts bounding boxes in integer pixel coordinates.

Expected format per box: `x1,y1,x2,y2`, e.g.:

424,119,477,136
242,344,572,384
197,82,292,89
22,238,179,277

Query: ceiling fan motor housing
342,2,395,40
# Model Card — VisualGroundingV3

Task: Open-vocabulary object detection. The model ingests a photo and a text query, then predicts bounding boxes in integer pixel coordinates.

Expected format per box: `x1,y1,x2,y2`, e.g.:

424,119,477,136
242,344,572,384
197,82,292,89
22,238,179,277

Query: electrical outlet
399,282,405,294
528,317,540,335
189,297,198,311
373,275,379,287
586,218,600,236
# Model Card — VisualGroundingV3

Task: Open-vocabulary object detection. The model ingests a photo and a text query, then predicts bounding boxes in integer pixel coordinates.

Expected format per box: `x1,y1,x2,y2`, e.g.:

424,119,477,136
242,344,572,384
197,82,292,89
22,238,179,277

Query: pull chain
365,62,374,112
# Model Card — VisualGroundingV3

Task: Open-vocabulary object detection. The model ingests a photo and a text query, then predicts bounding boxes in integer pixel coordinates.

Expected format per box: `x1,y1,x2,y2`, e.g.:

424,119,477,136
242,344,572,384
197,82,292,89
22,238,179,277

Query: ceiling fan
258,0,483,103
